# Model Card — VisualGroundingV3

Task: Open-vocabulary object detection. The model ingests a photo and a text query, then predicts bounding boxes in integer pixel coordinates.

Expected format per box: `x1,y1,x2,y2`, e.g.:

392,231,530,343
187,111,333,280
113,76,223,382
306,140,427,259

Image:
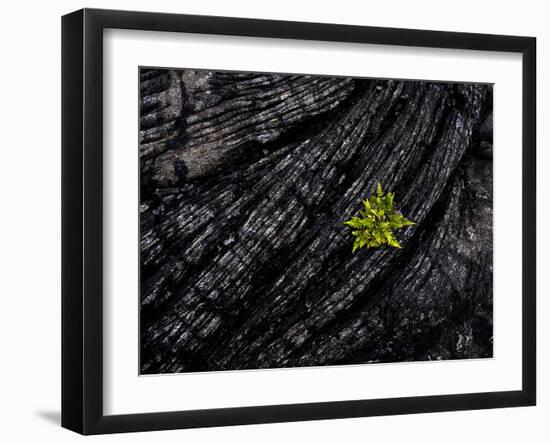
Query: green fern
344,183,414,253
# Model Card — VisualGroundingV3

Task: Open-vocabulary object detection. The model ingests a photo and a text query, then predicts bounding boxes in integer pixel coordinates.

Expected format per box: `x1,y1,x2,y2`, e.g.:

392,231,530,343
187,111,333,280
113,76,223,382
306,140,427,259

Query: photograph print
139,67,493,375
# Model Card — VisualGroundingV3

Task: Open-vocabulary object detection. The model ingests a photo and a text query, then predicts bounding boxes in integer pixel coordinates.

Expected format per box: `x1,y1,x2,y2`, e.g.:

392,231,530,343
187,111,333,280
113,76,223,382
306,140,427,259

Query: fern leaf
343,183,414,252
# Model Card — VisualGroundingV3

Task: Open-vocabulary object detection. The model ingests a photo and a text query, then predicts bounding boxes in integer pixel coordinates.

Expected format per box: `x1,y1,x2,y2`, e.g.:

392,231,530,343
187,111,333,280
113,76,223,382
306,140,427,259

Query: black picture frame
62,8,536,435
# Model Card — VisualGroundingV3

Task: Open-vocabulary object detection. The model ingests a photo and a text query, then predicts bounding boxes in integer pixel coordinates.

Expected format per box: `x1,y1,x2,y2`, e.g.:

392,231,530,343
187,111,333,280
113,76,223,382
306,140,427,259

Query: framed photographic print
61,8,536,435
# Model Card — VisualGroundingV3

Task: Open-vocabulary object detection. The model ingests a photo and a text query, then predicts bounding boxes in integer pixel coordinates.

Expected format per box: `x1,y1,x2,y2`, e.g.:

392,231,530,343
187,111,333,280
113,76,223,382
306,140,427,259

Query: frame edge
521,36,537,406
61,8,85,435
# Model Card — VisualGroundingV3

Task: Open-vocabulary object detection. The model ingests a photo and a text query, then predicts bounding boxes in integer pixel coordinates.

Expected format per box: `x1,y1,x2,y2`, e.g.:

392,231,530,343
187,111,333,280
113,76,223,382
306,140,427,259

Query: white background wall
0,0,547,441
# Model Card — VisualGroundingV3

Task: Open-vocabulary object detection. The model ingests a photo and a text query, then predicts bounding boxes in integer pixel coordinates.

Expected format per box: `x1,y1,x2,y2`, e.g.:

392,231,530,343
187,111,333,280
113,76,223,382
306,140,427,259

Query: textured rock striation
139,68,493,374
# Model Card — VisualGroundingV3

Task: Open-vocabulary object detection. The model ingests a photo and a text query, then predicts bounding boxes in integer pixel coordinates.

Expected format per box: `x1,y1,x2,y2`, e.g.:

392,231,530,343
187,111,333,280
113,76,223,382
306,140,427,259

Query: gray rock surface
139,68,493,374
